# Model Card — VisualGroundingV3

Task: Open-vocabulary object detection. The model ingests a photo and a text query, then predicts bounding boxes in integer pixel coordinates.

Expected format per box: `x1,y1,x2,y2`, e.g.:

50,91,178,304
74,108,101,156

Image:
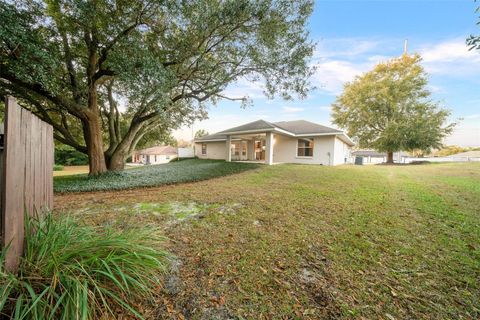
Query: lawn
54,162,480,319
54,159,261,193
53,165,90,177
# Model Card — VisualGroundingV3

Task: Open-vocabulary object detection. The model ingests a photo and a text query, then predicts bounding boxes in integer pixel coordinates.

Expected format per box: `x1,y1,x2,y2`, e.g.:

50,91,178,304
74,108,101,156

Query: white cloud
281,106,304,113
314,38,381,60
419,39,480,76
312,60,370,94
221,78,265,99
464,114,480,119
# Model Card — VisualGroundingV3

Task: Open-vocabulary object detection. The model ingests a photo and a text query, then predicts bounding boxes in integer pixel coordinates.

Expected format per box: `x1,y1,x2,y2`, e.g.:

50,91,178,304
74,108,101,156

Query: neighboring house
352,150,404,164
132,146,177,165
194,120,354,165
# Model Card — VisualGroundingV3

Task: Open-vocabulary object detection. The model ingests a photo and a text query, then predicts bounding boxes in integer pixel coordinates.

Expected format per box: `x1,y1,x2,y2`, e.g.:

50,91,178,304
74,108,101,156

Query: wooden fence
0,96,54,272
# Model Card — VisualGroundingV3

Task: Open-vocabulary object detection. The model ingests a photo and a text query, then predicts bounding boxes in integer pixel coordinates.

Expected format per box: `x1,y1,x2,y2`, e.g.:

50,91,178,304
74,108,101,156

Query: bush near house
0,213,168,319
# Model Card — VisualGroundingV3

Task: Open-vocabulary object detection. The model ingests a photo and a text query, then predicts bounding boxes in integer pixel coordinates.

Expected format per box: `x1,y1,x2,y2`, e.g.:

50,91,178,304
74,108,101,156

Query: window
297,139,314,157
154,155,157,162
166,155,170,160
201,143,207,155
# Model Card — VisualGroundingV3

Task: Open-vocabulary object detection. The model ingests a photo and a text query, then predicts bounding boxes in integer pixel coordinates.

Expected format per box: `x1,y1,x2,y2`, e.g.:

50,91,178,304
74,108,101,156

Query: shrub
53,164,64,171
55,145,89,166
0,213,169,319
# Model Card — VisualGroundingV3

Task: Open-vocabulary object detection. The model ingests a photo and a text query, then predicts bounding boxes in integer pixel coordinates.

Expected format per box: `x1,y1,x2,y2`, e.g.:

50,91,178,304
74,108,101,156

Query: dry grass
55,162,480,319
53,165,90,177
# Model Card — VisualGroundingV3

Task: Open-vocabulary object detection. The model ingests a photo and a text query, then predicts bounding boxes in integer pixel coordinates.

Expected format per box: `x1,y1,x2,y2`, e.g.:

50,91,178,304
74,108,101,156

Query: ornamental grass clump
0,213,168,319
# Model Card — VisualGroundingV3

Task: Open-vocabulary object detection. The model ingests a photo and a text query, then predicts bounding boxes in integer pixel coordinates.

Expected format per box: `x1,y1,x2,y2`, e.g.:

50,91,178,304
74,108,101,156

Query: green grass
0,213,169,319
57,162,480,319
54,159,260,193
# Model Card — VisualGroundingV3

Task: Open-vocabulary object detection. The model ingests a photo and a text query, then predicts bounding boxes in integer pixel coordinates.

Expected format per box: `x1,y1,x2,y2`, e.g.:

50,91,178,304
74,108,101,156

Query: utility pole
403,39,408,55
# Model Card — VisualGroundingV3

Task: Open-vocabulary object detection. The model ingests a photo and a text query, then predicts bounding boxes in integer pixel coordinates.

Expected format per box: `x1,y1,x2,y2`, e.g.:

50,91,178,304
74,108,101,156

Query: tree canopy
332,54,455,163
0,0,314,174
467,3,480,50
194,129,209,139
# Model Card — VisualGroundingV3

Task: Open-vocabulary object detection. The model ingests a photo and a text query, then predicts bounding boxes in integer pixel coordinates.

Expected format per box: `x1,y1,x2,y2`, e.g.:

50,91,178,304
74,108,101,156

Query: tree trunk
106,151,127,171
386,151,394,164
82,116,107,175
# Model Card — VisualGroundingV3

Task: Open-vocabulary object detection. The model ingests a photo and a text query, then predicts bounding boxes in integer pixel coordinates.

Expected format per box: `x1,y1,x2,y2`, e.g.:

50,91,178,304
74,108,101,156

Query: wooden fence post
0,96,54,273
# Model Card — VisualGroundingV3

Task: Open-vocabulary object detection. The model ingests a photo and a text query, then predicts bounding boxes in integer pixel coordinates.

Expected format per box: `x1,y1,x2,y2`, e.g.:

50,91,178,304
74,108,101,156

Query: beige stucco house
194,120,354,165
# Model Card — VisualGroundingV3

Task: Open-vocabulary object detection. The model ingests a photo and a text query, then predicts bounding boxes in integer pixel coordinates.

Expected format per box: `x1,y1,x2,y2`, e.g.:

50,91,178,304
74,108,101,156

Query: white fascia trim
295,132,341,137
336,132,355,146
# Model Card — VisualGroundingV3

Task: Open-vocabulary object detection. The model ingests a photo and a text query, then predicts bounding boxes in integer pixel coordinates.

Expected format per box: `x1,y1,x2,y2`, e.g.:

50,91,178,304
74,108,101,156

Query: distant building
351,150,404,164
132,146,177,165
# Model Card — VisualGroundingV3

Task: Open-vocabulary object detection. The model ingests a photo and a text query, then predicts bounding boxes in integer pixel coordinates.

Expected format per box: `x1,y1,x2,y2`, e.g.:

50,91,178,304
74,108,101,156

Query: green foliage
467,3,480,50
0,0,314,173
53,164,64,171
54,145,88,166
0,213,168,319
135,129,177,150
54,159,260,193
433,145,479,156
194,129,209,139
332,54,455,154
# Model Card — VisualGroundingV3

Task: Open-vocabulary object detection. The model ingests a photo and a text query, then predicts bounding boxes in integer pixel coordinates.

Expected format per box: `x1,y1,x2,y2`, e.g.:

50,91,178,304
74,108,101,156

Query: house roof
220,119,277,134
273,120,342,135
448,150,480,158
134,145,177,156
195,119,354,145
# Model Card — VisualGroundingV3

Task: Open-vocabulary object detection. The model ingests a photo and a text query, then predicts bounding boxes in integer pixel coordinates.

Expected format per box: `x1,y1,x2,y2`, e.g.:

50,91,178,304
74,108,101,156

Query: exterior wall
196,135,352,166
178,147,194,158
195,142,227,160
332,137,351,165
272,134,336,165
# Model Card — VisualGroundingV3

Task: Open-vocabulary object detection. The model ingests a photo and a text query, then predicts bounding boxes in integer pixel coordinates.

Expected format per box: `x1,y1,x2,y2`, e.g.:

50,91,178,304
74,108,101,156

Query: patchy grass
55,162,480,319
54,159,261,193
53,165,90,177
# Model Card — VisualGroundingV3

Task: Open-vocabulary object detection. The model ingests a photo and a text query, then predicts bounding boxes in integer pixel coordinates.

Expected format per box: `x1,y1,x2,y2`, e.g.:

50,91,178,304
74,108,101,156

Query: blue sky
174,0,480,147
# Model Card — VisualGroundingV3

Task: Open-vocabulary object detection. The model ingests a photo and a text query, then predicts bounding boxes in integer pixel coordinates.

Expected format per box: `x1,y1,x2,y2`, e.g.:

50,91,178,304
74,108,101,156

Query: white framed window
201,143,207,155
297,138,314,157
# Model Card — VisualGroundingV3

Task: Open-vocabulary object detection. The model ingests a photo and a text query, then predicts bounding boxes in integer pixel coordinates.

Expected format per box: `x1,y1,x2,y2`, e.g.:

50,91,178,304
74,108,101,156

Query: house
132,145,177,165
194,120,354,165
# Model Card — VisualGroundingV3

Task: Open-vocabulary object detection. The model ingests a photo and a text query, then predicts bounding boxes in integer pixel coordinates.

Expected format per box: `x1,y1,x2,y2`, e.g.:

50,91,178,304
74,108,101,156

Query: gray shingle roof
273,120,341,135
220,119,276,134
194,119,346,142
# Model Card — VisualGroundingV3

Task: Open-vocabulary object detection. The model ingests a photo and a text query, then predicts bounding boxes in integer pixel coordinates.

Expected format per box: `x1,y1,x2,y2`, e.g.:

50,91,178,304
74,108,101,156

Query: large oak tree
0,0,314,175
332,54,455,163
